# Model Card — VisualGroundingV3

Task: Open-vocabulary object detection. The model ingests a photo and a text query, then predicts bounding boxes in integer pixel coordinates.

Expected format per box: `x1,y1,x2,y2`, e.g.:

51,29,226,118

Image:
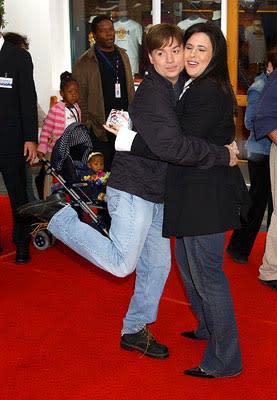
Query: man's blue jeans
175,234,242,377
48,187,171,333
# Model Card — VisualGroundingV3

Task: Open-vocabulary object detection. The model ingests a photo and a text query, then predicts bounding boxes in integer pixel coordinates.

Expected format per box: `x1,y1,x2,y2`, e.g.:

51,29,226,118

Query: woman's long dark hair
183,22,237,112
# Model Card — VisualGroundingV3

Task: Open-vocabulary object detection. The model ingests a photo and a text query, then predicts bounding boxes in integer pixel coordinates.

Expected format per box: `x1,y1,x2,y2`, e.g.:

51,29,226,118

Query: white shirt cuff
115,127,137,151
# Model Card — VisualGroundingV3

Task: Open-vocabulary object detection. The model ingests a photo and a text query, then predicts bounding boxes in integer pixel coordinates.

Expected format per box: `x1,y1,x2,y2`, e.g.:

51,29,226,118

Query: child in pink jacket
37,71,81,198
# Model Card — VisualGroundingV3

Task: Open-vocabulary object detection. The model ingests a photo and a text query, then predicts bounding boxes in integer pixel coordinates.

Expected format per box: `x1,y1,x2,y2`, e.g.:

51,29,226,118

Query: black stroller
32,123,110,250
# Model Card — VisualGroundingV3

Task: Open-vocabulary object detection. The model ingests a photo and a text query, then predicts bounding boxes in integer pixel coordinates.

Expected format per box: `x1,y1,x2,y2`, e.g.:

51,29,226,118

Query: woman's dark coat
163,78,249,237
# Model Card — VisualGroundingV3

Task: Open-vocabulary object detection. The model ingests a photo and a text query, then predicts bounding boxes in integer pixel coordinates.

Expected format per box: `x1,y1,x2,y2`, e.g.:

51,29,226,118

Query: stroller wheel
32,230,55,250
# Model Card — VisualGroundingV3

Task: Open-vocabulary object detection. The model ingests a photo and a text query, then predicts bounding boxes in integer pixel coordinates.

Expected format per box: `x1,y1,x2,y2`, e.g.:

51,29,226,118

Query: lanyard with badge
66,104,80,122
96,47,121,98
0,73,13,89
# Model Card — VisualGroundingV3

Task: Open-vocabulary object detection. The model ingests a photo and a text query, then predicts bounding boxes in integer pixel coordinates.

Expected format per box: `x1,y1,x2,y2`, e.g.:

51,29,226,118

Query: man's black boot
120,326,169,359
17,192,67,222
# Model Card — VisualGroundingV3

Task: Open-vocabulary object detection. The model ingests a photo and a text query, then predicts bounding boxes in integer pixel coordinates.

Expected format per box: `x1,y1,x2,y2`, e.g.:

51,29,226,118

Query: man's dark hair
91,15,113,33
146,23,184,54
3,32,29,50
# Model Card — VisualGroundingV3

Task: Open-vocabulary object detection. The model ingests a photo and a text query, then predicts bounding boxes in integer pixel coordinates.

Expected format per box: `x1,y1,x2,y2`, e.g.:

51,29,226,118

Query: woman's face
184,32,213,79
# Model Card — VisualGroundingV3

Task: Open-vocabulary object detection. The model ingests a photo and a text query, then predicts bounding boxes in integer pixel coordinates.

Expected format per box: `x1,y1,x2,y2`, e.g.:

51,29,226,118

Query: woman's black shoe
184,366,242,378
184,367,215,378
180,331,205,340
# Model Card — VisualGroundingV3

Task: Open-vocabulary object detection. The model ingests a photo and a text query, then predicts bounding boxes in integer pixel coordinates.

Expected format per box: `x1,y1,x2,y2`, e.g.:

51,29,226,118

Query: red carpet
0,195,276,400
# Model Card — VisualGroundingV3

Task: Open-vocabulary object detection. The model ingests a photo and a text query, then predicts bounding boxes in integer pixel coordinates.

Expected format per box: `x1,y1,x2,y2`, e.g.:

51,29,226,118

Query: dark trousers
0,155,30,245
175,235,242,376
228,157,273,256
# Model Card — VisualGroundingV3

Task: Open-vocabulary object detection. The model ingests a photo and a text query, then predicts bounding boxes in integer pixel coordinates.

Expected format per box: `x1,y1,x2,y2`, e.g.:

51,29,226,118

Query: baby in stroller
79,152,110,201
32,123,109,249
50,122,109,206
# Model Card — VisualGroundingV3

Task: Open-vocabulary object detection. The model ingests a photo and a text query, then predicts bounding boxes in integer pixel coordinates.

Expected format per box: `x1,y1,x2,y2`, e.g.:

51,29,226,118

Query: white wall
4,0,71,113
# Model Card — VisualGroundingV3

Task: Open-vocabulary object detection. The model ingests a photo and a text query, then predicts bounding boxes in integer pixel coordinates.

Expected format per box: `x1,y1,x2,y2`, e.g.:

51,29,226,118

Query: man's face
148,38,185,84
94,20,115,51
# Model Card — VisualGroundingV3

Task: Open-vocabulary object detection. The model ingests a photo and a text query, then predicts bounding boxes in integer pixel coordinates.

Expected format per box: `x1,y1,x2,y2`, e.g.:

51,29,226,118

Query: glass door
227,0,277,156
70,0,153,79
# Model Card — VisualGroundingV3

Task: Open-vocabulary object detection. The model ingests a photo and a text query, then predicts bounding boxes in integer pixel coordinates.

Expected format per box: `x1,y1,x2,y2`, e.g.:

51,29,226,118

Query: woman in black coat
164,23,248,378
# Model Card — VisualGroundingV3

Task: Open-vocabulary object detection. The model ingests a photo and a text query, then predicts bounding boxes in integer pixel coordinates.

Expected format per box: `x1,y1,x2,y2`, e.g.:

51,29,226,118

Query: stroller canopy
51,123,94,178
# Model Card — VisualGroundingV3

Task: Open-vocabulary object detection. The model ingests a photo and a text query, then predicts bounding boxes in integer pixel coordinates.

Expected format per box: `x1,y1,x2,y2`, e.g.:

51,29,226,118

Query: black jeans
228,156,273,256
0,154,30,245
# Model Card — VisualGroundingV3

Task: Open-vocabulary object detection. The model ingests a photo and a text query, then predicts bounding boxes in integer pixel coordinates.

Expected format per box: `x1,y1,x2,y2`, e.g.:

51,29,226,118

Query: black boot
120,326,169,359
17,192,67,222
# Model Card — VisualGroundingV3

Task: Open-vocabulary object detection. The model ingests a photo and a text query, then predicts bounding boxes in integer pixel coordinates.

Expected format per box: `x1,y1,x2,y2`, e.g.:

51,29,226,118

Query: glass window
161,1,222,28
70,1,223,77
70,0,153,78
238,1,277,94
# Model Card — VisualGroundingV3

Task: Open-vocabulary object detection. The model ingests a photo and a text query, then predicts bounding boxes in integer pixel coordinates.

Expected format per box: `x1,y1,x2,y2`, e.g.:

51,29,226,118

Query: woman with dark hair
163,22,248,378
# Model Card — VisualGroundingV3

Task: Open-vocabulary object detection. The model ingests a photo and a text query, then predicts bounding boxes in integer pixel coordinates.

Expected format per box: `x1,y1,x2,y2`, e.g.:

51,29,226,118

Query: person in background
3,32,38,202
3,31,29,49
72,15,134,171
227,48,277,264
37,71,81,198
0,16,38,263
253,49,277,290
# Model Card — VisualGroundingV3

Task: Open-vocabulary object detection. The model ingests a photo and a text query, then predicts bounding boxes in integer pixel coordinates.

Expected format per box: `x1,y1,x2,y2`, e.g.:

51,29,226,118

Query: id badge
0,77,13,89
115,83,121,98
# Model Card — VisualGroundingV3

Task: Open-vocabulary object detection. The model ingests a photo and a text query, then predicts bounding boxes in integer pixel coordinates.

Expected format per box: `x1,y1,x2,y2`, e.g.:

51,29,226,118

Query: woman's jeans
175,233,242,376
48,186,171,334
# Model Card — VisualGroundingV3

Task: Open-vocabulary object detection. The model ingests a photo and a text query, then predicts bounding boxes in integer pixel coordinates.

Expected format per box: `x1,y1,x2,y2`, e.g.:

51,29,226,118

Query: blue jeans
48,186,171,333
175,234,242,377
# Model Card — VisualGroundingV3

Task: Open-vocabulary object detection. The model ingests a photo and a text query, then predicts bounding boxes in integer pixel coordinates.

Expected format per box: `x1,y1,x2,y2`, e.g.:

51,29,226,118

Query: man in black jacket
0,13,38,263
18,24,237,357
